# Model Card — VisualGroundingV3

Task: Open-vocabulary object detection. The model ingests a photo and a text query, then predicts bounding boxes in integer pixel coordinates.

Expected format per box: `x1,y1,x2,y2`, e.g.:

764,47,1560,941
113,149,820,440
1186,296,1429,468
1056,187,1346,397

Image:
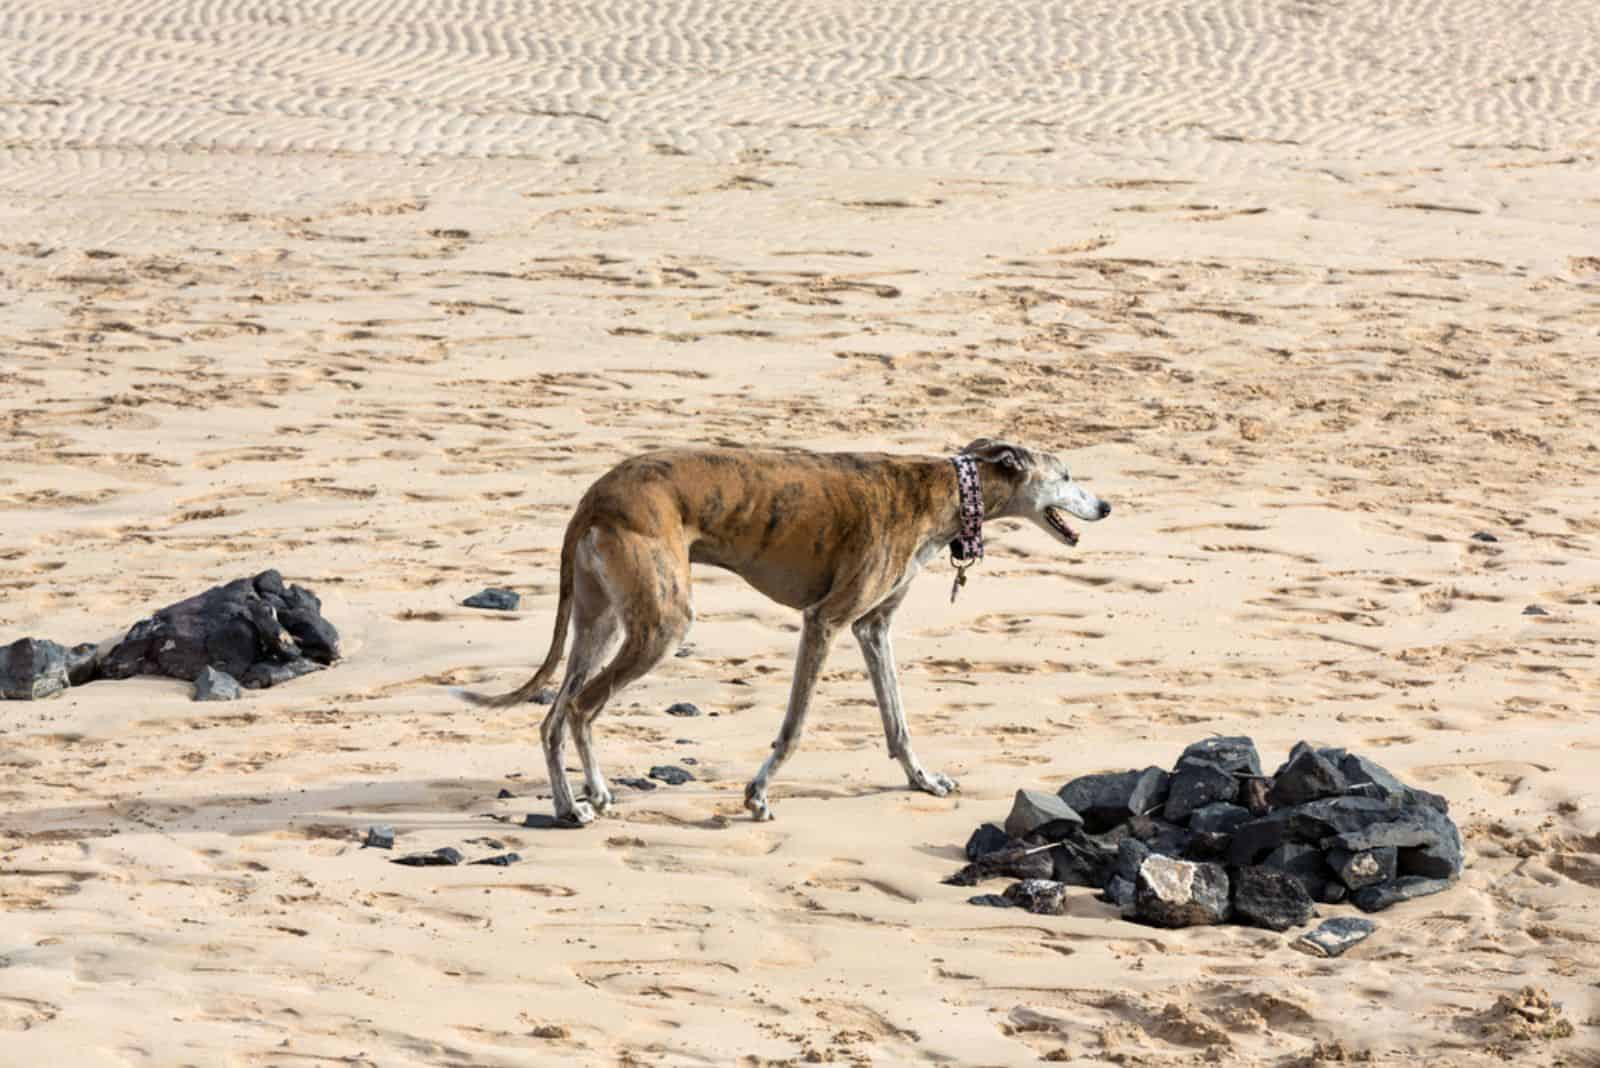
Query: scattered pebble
469,852,522,866
497,787,516,799
463,588,519,611
1293,916,1376,958
615,776,657,791
665,701,701,717
392,846,463,866
1522,605,1549,616
193,665,243,702
1470,531,1499,542
967,893,1013,908
363,824,396,849
649,765,694,785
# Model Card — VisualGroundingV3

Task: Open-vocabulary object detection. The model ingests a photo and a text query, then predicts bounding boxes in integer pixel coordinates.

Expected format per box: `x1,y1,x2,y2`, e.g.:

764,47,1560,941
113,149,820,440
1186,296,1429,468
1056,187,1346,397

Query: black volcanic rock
1163,760,1240,823
101,570,339,689
1,638,71,700
1058,766,1170,832
1232,866,1317,931
1130,856,1231,927
1268,742,1348,807
1004,790,1083,841
965,822,1010,861
1352,876,1454,912
1177,736,1263,778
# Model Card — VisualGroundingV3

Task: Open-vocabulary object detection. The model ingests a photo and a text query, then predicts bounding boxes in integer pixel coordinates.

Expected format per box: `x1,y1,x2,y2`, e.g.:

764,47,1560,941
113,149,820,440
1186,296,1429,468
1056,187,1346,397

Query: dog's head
961,437,1111,547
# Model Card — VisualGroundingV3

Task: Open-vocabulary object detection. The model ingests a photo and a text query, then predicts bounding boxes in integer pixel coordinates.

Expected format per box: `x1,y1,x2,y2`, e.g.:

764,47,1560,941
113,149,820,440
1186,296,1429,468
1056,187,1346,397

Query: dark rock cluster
102,570,339,691
950,737,1462,932
2,570,339,702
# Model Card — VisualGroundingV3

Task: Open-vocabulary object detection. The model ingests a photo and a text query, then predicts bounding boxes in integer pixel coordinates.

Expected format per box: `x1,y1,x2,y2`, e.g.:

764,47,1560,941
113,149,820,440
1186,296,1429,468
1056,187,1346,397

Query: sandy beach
2,0,1598,1063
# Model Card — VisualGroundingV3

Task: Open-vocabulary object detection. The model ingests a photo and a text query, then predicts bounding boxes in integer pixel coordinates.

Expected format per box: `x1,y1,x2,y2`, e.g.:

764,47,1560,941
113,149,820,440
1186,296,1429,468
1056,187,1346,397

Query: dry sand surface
3,0,1599,1064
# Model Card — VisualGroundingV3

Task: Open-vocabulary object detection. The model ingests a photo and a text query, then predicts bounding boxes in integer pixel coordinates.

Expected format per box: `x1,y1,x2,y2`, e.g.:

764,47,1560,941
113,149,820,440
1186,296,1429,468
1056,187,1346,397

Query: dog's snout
1097,500,1112,519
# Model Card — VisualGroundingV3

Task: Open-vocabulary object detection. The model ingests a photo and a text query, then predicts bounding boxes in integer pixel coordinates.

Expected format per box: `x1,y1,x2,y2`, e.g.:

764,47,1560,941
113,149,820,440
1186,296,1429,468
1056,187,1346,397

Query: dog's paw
743,783,774,821
913,770,958,797
559,800,598,826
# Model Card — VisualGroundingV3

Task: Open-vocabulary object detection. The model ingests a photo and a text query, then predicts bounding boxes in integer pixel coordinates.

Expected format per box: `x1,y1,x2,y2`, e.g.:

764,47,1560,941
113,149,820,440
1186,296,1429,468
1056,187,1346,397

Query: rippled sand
1,1,1598,1064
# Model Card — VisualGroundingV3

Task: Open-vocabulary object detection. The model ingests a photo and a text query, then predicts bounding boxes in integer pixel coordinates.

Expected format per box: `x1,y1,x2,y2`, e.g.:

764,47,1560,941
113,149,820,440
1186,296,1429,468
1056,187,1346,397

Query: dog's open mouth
1045,507,1080,546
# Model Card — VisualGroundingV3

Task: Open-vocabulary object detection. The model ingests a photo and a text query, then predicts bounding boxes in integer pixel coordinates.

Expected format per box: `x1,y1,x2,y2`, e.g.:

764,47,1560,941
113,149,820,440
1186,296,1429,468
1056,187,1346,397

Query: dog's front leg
744,610,840,821
853,603,958,798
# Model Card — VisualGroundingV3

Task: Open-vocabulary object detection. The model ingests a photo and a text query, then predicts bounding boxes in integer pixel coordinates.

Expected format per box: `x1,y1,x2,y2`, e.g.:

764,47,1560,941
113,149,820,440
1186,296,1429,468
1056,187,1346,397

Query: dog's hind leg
560,530,690,824
539,531,623,825
853,591,957,798
744,608,843,821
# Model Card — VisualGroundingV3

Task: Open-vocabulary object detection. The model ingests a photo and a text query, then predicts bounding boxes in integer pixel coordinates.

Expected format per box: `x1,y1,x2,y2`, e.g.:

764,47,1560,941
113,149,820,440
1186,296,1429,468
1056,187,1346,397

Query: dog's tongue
1047,507,1079,545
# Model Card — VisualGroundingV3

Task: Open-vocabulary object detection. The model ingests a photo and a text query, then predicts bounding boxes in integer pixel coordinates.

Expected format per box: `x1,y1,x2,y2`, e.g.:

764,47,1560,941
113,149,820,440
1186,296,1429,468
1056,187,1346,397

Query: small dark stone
1176,736,1263,778
531,688,557,705
240,657,323,689
665,702,701,717
1337,753,1448,812
1102,875,1137,909
66,642,100,686
1126,814,1193,858
1188,802,1252,837
968,894,1014,908
1470,531,1498,542
1164,760,1239,823
1232,866,1317,931
1352,875,1454,912
522,813,585,830
681,756,698,765
1003,789,1084,841
1003,878,1070,916
648,765,694,785
1267,742,1348,807
1261,841,1332,899
1294,916,1376,957
1185,830,1233,861
496,788,516,799
615,776,657,791
1522,604,1549,616
1111,837,1153,886
965,822,1010,861
193,665,243,701
945,838,1055,886
463,588,520,611
1,638,71,700
1129,856,1231,927
1057,766,1169,832
363,824,396,849
1228,810,1295,866
470,852,522,866
1319,880,1348,904
1049,830,1117,888
391,846,465,867
1327,846,1398,890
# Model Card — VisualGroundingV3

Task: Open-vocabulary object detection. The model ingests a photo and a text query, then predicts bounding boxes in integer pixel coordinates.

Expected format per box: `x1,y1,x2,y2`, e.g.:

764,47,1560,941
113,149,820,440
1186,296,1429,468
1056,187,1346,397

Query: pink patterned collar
950,454,984,565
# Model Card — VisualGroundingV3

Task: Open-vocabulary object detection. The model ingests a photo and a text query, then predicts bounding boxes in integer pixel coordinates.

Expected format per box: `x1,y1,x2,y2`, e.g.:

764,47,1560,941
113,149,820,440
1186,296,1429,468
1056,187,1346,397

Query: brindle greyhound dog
462,438,1111,825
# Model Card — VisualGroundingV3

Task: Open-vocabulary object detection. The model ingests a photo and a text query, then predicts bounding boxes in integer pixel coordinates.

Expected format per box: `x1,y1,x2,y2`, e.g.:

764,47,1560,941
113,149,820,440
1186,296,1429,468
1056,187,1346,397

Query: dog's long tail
457,519,580,709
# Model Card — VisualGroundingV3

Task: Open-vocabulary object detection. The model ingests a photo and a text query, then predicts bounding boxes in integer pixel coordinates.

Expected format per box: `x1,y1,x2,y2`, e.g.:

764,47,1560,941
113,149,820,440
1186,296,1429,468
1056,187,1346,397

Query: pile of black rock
949,736,1463,932
0,569,339,702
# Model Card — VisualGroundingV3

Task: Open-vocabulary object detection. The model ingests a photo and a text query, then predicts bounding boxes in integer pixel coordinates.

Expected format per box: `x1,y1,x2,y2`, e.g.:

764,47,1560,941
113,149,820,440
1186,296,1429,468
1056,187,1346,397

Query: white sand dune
1,1,1597,1064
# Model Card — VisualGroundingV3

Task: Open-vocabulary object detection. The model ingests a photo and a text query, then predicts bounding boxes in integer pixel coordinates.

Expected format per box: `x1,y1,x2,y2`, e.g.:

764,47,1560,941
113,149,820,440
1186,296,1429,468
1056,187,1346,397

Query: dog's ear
962,438,1029,474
